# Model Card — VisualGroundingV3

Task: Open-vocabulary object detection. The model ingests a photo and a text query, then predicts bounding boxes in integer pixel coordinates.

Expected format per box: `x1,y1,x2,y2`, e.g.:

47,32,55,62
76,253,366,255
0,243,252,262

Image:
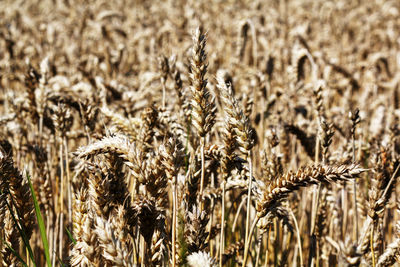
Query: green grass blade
65,227,76,245
5,196,36,266
56,253,66,267
1,238,28,267
26,172,52,267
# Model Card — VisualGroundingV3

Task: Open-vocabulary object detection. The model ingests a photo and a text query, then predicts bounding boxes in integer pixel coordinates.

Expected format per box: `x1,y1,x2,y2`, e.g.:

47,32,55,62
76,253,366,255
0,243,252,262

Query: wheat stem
290,209,304,267
58,140,64,260
64,137,72,227
352,128,359,242
172,180,177,267
244,150,253,257
371,224,376,267
219,181,226,267
242,216,260,267
199,136,206,201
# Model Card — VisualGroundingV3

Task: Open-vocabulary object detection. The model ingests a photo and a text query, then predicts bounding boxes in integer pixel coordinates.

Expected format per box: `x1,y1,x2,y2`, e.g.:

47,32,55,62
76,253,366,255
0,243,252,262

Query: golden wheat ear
256,164,366,219
190,27,216,139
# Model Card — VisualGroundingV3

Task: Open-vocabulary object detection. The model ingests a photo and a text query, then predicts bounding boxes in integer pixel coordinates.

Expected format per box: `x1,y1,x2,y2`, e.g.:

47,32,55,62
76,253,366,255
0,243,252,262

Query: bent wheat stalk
242,164,365,265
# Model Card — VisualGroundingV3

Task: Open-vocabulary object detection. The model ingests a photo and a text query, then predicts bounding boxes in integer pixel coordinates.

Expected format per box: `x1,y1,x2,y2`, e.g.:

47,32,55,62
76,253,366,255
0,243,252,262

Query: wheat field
0,0,399,266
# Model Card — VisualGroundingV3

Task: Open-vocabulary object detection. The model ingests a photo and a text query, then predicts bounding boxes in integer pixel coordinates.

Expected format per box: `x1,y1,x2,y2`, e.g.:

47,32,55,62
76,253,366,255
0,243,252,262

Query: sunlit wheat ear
30,145,52,211
0,113,16,126
172,64,186,108
376,221,400,267
139,150,169,243
256,164,366,219
36,57,49,117
319,117,334,160
24,61,40,121
160,138,183,182
150,214,168,266
190,27,216,138
187,251,217,267
215,76,237,180
71,189,97,266
313,80,325,117
158,108,187,146
158,54,170,82
138,105,158,153
185,156,201,209
216,75,253,157
86,164,112,217
377,240,400,267
315,188,328,243
94,216,134,267
185,205,209,254
52,103,73,137
76,134,147,182
101,106,140,138
367,150,396,221
79,100,99,133
0,142,35,265
1,210,20,266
